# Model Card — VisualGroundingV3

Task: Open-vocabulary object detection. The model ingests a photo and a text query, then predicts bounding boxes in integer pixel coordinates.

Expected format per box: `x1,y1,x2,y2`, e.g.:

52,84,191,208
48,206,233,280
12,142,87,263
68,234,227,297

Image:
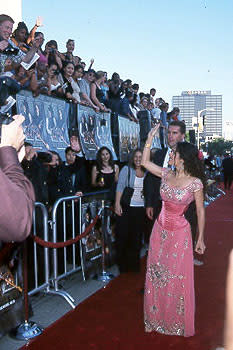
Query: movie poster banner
80,200,115,274
118,115,140,162
77,104,117,160
16,91,70,159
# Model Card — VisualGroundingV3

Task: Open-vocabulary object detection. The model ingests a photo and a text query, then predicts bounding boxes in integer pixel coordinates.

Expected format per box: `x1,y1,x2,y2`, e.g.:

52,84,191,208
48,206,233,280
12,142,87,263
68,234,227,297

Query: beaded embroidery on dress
144,168,203,337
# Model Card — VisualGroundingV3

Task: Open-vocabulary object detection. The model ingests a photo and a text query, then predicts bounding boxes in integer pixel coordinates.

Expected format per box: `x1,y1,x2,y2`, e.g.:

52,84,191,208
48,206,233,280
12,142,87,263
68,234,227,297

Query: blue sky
22,0,233,122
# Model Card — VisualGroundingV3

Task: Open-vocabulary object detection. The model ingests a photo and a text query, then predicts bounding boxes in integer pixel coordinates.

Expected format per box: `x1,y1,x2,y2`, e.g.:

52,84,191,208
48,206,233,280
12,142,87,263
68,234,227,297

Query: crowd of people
0,14,183,129
1,12,233,347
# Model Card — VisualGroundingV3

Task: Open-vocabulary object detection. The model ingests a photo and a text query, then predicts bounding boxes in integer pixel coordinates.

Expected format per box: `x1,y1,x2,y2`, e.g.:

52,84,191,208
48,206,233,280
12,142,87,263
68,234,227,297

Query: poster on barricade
16,91,70,159
118,116,140,162
81,201,102,253
43,98,70,152
95,112,117,159
81,199,115,276
77,105,117,160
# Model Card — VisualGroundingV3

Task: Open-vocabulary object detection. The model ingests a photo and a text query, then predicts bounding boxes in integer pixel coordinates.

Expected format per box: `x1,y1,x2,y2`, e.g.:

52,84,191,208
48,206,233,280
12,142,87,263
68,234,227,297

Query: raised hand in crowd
24,145,38,161
88,58,94,70
36,16,43,27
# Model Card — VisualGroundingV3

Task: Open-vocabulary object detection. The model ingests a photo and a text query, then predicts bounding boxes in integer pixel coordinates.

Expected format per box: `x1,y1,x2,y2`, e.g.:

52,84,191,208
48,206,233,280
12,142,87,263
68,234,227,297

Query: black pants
115,206,145,273
224,173,233,190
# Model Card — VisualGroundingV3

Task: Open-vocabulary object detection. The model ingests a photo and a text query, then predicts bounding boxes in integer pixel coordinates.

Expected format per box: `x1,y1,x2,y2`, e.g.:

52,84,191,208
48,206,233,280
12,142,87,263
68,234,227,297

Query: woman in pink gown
141,125,206,337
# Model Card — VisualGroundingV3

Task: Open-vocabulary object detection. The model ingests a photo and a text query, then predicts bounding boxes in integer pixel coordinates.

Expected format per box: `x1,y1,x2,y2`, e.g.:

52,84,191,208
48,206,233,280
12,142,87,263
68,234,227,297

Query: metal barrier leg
50,202,76,308
79,197,86,281
46,289,75,309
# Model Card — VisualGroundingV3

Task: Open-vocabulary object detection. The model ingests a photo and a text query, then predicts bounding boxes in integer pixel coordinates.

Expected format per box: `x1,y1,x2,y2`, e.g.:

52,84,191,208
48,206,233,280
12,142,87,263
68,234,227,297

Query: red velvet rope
30,214,100,248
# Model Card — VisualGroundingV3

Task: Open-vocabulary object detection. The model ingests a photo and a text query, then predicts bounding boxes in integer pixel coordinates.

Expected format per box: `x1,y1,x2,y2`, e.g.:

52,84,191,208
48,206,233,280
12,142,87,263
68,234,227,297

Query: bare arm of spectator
88,58,94,71
27,16,43,45
54,50,63,70
80,92,99,112
22,37,41,64
0,115,35,242
29,69,38,93
90,83,106,112
114,164,119,182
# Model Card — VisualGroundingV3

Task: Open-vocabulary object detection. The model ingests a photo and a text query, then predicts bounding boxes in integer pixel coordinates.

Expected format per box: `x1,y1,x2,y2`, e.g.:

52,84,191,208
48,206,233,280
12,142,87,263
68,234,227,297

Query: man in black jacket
222,154,233,190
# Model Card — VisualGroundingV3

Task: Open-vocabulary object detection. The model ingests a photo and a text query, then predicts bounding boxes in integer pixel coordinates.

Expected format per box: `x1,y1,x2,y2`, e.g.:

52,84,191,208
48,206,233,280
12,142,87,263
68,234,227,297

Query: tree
201,138,233,156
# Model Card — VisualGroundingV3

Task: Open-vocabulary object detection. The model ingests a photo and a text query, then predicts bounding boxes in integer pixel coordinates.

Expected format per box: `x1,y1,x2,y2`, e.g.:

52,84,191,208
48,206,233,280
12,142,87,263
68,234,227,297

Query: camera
53,69,60,75
3,45,19,56
0,113,14,142
37,152,52,164
0,36,19,56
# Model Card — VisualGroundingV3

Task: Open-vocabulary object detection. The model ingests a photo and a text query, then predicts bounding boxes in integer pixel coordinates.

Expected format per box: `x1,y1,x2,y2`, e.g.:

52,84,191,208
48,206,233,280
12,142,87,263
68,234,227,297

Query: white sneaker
194,259,204,266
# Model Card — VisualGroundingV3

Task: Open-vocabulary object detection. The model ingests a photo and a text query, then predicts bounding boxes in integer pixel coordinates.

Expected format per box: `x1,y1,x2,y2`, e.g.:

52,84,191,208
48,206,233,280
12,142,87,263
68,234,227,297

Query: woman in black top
58,61,78,103
91,146,119,193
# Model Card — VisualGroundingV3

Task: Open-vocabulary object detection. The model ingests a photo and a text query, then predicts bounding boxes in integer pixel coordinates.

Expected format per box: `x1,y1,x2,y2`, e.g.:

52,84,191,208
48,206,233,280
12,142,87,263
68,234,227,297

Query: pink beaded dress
144,168,203,337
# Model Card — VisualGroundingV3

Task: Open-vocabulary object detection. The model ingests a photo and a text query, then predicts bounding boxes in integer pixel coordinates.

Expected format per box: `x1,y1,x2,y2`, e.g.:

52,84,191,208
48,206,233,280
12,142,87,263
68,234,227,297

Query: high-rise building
172,91,222,137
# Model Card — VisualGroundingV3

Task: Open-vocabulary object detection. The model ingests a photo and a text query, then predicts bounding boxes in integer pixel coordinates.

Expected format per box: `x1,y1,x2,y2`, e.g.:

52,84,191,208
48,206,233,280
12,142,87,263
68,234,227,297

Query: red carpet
21,192,233,350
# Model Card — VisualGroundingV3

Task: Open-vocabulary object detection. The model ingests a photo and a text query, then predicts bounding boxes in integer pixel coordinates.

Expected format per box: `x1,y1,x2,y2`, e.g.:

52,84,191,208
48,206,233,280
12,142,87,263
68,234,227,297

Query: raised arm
27,16,43,45
90,83,104,111
141,124,163,178
194,187,205,254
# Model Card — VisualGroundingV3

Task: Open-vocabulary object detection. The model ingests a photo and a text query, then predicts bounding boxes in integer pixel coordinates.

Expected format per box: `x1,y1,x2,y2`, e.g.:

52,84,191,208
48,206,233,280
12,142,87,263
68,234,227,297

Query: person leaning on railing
0,115,35,242
90,71,111,113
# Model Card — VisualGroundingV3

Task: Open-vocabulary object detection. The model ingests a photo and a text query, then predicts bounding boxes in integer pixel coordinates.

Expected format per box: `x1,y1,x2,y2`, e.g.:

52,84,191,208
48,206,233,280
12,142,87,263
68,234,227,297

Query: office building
172,91,222,137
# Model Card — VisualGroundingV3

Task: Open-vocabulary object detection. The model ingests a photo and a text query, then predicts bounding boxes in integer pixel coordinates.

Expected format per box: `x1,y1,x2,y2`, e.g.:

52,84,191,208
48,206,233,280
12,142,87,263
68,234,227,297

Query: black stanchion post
95,200,114,283
10,240,43,340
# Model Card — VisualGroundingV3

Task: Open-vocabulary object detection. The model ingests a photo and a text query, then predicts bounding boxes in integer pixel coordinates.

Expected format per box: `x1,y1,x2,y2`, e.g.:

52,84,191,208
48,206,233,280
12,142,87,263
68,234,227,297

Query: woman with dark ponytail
176,142,206,193
142,124,206,338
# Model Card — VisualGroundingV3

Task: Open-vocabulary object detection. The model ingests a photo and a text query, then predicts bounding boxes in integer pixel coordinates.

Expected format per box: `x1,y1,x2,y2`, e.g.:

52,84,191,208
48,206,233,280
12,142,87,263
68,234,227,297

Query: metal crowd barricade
50,190,111,307
28,202,50,297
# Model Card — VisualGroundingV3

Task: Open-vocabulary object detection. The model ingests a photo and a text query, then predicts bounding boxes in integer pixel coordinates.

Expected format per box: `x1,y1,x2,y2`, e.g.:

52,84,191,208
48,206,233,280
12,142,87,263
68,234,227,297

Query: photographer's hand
0,40,8,51
0,115,25,151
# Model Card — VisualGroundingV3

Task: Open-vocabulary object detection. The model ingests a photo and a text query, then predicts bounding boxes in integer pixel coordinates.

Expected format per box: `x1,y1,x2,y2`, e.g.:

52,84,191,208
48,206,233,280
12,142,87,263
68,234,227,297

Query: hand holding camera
0,40,9,52
0,114,25,151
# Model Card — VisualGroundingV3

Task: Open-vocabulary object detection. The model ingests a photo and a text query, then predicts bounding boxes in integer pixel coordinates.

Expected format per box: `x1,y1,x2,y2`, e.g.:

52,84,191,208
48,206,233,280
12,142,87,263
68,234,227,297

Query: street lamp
197,108,215,149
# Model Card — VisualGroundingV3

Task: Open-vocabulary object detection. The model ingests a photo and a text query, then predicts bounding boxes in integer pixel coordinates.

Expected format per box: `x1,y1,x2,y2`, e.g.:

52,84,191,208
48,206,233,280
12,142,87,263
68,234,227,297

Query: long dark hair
176,142,206,191
96,147,114,172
